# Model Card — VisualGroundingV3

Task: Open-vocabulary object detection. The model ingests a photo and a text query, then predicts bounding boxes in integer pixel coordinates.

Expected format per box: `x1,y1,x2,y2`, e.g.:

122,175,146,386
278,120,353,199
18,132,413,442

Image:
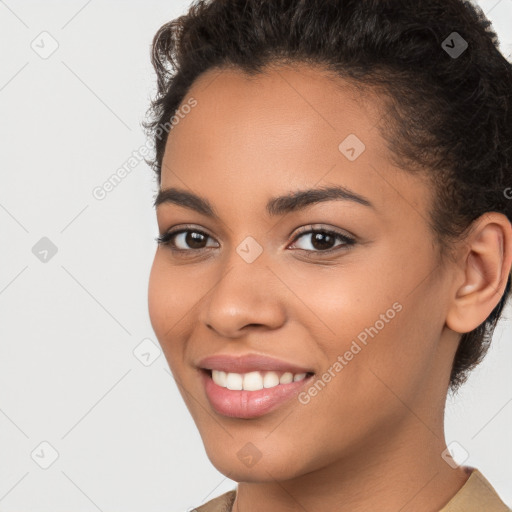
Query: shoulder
440,467,511,512
189,490,237,512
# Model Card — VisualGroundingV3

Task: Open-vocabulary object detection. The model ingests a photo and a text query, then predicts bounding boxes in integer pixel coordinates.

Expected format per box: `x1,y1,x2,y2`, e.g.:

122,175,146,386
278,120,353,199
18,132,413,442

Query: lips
197,353,315,375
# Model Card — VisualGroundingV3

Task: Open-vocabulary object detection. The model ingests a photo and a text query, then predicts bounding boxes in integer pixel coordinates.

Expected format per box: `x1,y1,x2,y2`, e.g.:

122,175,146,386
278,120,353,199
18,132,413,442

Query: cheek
147,254,169,339
288,257,438,402
147,253,193,349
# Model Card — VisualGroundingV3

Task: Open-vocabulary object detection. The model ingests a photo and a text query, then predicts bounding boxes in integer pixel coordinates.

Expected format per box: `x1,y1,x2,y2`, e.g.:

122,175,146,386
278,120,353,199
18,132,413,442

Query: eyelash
155,224,356,258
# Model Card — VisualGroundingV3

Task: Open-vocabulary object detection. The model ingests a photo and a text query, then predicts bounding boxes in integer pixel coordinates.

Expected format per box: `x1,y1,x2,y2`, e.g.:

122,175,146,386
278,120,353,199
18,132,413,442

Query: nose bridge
219,235,272,297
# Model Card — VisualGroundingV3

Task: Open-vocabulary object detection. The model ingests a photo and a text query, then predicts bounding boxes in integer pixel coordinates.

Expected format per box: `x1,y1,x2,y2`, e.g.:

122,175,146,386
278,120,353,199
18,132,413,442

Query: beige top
192,468,510,511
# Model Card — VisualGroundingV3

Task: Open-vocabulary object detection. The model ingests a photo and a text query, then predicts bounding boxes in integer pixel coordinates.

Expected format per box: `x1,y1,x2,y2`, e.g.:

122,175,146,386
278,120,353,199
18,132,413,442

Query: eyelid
158,223,213,238
158,223,353,240
156,223,217,247
290,223,355,240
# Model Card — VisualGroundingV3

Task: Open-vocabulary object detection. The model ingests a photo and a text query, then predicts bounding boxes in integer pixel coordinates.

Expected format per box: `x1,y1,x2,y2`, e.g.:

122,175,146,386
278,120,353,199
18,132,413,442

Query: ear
446,212,512,334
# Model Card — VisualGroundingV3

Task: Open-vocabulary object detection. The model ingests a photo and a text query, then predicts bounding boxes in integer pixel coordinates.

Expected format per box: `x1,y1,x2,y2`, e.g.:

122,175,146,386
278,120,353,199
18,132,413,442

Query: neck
231,414,471,512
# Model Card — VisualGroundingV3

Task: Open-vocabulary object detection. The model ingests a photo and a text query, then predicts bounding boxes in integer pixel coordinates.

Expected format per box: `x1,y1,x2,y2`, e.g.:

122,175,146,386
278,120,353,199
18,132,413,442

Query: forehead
174,63,386,151
160,64,432,220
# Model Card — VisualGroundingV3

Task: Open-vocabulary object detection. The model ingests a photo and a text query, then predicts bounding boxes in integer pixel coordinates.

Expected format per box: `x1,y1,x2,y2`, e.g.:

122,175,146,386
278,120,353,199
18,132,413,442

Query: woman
144,0,512,510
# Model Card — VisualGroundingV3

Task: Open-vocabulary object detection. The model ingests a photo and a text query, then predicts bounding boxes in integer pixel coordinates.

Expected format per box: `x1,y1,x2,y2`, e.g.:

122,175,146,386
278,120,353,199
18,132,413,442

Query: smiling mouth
201,368,315,391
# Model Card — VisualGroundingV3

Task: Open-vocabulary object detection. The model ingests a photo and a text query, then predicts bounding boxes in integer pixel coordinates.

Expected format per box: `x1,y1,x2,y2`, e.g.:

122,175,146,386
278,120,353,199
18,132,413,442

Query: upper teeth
211,370,308,391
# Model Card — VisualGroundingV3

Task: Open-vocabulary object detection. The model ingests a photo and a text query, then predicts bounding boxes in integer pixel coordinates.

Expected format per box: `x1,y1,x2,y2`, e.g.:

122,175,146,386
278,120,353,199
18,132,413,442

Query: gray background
0,1,511,510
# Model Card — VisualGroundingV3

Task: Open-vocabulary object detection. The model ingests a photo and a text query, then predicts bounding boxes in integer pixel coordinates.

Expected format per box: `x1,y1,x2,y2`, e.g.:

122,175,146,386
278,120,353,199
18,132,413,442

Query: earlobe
446,213,512,334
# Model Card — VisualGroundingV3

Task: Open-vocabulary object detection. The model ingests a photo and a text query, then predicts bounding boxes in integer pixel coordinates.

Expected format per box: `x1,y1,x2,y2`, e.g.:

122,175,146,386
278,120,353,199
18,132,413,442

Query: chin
203,440,314,483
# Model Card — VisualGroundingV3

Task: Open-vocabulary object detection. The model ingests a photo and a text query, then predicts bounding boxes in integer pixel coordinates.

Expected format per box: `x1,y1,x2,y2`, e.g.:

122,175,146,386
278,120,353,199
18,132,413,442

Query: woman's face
148,64,460,481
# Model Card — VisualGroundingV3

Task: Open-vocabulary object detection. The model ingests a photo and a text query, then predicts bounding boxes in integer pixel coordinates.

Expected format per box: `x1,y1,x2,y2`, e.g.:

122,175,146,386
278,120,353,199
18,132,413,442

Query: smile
200,369,315,419
211,369,311,390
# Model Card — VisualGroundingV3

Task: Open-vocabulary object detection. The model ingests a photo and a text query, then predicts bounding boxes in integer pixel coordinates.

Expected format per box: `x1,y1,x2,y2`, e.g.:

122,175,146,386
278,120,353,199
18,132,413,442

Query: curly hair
143,0,512,392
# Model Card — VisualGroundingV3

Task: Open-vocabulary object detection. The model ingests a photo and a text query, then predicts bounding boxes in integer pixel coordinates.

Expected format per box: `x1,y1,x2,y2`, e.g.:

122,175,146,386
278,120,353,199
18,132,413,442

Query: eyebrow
153,185,374,218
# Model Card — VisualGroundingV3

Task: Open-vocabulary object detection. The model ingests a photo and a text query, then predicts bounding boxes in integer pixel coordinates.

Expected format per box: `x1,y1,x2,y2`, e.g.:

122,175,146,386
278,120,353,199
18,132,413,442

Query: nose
198,255,287,338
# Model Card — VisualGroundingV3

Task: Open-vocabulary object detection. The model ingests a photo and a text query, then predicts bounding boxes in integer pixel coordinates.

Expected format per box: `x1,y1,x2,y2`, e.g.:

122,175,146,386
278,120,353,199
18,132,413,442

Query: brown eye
289,227,356,254
156,227,218,251
178,231,209,249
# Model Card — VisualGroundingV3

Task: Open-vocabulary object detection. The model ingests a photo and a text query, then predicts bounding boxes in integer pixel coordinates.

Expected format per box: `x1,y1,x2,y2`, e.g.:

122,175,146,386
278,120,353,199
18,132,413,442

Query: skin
147,64,512,512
